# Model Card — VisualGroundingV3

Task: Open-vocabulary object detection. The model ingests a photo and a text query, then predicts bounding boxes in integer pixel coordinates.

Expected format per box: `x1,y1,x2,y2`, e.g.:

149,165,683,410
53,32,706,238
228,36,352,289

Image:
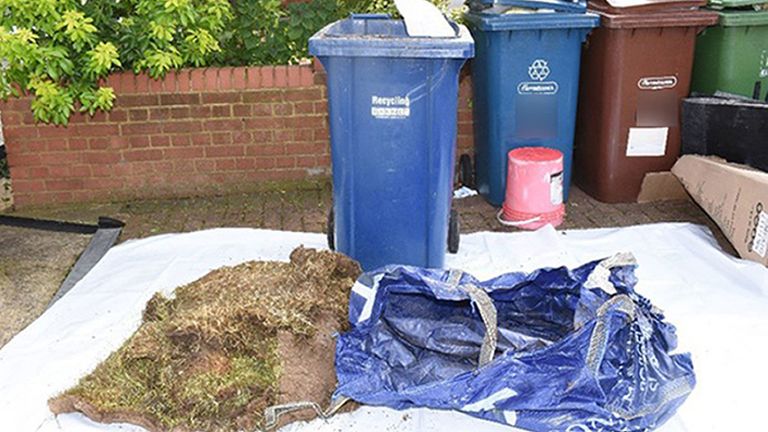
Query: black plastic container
681,96,768,172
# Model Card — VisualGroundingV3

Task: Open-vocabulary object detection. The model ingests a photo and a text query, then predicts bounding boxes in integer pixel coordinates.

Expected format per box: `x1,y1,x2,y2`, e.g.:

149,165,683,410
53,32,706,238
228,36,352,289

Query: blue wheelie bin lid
309,14,474,59
464,7,599,30
469,0,588,13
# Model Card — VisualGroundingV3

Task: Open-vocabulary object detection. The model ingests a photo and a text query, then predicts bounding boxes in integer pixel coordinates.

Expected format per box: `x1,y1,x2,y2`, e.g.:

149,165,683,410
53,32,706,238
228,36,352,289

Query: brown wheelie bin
574,0,718,203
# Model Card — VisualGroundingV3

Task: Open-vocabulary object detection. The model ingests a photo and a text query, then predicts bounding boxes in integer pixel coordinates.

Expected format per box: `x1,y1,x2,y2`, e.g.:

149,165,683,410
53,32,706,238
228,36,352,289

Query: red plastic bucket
498,147,565,230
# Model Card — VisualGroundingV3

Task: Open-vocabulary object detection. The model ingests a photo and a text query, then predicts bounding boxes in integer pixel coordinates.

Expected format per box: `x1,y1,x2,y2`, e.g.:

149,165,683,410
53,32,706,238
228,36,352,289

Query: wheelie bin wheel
448,209,459,254
327,208,335,251
459,154,474,188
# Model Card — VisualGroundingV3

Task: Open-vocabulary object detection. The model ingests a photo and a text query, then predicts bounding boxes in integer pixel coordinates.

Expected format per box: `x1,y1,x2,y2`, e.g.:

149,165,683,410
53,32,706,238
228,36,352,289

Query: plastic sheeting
334,254,695,431
0,224,766,432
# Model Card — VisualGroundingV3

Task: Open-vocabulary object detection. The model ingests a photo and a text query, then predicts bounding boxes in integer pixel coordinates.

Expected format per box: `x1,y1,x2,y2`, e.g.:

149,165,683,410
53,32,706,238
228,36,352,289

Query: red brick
296,155,317,168
190,68,207,91
274,66,288,87
300,66,314,86
160,93,200,105
201,92,240,104
134,74,151,93
205,68,219,91
118,94,159,107
260,67,275,88
274,129,293,142
109,110,128,122
39,152,82,165
149,107,171,121
83,177,123,190
89,138,110,150
12,179,46,193
251,130,273,142
275,156,295,168
285,88,322,101
242,90,283,103
163,71,179,93
163,121,202,134
248,144,285,156
171,135,191,147
164,147,204,159
127,136,151,148
252,104,272,117
246,67,261,89
294,102,314,114
129,109,149,122
69,164,92,177
244,118,278,130
211,105,231,118
122,122,162,135
150,135,171,147
287,66,301,87
86,111,109,123
210,132,232,145
123,149,163,161
195,159,215,171
235,159,256,170
149,75,164,93
272,103,292,116
68,139,88,150
190,106,212,118
119,72,137,93
176,69,192,92
3,125,40,141
46,178,83,191
170,107,191,119
255,158,276,169
218,67,234,90
205,145,243,157
232,104,251,117
214,159,236,170
204,119,243,132
191,134,212,147
46,140,69,151
232,131,251,144
84,152,121,164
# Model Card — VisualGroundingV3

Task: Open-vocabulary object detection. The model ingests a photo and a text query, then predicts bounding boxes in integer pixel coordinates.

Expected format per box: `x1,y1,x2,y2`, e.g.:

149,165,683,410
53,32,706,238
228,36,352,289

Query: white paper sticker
626,127,669,157
550,171,563,205
752,211,768,258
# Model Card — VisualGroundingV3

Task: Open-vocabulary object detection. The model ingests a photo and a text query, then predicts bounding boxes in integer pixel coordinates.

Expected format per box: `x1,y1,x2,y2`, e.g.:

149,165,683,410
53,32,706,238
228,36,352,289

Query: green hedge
0,0,459,124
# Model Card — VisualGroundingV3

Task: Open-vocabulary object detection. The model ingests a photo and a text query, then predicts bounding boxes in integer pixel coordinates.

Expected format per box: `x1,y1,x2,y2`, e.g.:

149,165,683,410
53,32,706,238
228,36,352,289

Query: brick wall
1,64,476,208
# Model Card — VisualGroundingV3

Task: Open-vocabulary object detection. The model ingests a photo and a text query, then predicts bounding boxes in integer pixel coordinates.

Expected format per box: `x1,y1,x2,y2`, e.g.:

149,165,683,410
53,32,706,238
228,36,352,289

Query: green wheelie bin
691,2,768,100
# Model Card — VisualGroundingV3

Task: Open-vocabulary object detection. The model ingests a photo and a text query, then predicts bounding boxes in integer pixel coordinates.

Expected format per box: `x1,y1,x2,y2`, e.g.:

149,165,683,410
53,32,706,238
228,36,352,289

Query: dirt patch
49,247,361,432
0,225,90,347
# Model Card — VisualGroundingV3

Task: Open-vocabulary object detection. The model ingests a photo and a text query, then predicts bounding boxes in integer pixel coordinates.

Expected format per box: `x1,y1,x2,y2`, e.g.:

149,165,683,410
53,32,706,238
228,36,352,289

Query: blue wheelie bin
465,1,599,205
309,15,474,271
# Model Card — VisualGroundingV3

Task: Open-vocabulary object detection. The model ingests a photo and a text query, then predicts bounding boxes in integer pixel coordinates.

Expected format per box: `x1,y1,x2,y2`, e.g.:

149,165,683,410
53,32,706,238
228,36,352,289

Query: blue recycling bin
309,15,474,271
465,1,599,205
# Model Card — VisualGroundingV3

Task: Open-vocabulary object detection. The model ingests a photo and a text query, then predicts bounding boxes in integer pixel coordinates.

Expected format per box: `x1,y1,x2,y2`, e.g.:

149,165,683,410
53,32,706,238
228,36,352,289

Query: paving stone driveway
7,180,733,254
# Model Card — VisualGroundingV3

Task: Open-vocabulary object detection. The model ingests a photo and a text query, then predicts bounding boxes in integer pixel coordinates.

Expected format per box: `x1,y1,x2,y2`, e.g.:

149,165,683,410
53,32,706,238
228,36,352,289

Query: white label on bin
626,127,668,157
550,171,564,205
752,211,768,258
371,95,410,119
637,76,678,90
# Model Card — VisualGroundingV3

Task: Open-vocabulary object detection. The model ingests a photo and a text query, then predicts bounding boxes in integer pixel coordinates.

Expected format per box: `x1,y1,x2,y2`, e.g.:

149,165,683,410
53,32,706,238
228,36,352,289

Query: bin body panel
469,15,596,206
692,11,768,100
574,14,713,203
322,56,464,271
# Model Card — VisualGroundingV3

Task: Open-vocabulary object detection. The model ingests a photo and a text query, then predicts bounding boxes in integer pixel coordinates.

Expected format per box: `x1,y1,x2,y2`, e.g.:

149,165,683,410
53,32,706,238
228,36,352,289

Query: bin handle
349,13,391,20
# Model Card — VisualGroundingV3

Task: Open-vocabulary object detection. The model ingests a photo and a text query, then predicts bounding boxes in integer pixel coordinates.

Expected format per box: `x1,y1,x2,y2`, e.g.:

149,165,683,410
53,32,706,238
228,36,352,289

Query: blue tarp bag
334,254,695,432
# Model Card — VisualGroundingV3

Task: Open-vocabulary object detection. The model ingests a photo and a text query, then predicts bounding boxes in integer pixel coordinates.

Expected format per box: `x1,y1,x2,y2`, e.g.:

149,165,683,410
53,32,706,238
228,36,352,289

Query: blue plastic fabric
309,16,474,271
334,257,695,432
465,11,598,205
470,0,588,14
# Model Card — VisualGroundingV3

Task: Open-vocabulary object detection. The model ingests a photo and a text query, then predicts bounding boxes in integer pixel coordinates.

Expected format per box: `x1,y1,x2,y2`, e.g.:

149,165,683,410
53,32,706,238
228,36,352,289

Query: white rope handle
496,208,541,227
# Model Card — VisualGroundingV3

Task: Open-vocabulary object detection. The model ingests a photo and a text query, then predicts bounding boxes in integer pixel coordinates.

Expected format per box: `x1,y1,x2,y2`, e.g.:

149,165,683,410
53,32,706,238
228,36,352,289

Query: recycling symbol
528,59,550,81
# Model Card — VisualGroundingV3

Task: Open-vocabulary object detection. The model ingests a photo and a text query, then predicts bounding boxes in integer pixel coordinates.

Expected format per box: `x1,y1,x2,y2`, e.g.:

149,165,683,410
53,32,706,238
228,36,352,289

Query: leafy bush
0,0,231,125
0,0,462,124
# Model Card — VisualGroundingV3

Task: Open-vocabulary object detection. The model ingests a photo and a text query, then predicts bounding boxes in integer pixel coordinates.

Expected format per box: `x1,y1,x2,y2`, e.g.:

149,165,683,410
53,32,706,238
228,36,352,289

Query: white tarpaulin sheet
0,223,766,432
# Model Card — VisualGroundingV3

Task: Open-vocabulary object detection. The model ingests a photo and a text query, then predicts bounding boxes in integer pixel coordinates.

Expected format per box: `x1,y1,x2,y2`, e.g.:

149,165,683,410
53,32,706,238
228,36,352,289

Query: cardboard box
672,155,768,267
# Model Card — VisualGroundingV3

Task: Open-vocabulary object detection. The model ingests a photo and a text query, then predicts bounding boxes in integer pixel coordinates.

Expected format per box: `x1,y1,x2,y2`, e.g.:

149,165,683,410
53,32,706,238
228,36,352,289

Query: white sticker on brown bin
626,127,668,157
